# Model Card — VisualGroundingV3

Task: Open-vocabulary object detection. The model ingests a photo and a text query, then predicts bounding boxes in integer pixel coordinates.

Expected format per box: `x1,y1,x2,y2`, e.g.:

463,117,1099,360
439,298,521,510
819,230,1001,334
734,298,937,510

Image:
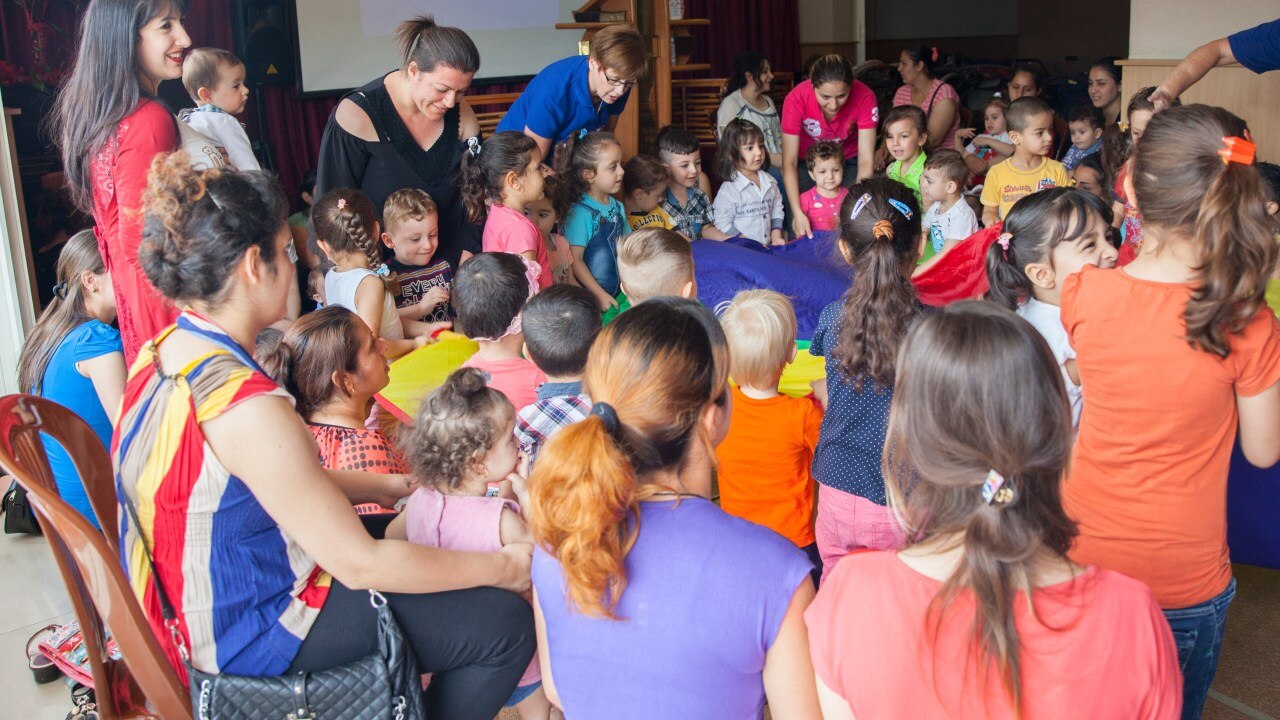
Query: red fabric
683,0,800,76
910,223,1002,306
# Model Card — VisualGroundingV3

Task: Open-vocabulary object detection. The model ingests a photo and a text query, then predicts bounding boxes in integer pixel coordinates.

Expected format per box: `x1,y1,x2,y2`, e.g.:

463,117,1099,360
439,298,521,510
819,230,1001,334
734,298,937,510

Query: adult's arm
856,127,876,181
782,133,811,238
203,393,531,594
924,97,956,152
761,580,821,719
315,98,374,198
1152,38,1236,109
80,352,126,425
532,587,563,709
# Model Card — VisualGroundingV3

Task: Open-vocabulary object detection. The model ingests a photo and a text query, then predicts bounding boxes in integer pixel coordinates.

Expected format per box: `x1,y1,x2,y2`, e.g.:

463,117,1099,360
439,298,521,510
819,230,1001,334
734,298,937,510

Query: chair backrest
672,78,726,145
468,92,523,138
0,395,192,720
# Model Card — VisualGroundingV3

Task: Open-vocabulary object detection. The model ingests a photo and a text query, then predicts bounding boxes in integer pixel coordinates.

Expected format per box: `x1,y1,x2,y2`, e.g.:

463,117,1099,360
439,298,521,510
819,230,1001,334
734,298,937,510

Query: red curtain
682,0,801,77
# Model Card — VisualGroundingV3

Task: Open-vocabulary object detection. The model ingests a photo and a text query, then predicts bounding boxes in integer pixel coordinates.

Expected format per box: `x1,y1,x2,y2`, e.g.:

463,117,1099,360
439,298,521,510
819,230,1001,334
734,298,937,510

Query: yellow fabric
374,331,480,422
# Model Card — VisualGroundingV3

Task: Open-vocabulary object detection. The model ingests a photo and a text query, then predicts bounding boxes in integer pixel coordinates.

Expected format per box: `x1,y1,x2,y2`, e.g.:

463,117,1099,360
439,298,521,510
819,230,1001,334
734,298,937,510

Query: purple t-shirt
532,497,811,719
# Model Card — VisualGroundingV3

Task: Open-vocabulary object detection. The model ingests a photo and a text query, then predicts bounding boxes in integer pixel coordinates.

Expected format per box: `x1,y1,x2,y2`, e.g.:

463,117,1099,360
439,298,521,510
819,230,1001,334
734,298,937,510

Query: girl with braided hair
314,187,449,357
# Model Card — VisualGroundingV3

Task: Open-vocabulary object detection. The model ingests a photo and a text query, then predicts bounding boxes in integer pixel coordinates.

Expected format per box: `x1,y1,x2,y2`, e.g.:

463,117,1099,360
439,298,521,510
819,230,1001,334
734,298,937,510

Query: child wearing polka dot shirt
810,177,925,583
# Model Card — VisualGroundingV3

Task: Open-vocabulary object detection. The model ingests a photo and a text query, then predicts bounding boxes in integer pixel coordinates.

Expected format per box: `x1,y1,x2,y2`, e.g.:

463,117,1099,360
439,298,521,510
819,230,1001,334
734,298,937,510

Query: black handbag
2,479,41,535
119,490,425,720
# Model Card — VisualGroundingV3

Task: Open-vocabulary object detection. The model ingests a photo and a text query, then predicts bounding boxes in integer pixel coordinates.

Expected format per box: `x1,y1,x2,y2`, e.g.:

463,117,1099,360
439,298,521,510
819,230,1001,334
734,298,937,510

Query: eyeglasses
604,72,638,90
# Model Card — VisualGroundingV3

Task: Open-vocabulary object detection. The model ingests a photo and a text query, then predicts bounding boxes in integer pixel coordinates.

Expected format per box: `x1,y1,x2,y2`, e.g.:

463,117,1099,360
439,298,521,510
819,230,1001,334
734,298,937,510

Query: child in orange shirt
714,289,823,585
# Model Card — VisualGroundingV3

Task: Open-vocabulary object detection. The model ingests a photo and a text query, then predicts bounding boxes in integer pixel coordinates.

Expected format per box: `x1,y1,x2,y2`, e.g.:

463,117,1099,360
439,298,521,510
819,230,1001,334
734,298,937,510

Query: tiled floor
2,527,1276,719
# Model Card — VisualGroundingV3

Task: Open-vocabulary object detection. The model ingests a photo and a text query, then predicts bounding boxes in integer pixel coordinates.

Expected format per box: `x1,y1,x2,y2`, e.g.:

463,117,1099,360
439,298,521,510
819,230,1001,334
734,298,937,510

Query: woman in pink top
463,131,553,288
892,45,961,153
806,302,1181,720
781,54,880,238
387,367,549,719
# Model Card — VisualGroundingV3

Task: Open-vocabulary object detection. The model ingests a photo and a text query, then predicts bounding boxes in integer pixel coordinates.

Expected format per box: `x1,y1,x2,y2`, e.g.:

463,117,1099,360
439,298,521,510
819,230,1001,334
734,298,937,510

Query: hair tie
466,136,481,157
1117,120,1129,133
996,232,1012,260
590,402,620,434
930,47,939,63
871,219,894,240
982,469,1015,505
336,198,347,211
849,192,872,221
887,198,913,220
992,90,1002,98
52,281,68,300
374,263,391,278
1219,136,1256,166
470,257,541,343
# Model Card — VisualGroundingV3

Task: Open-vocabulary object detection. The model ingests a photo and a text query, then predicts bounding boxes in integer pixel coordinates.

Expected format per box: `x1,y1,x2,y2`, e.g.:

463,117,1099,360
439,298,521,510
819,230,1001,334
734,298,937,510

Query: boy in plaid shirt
515,284,602,462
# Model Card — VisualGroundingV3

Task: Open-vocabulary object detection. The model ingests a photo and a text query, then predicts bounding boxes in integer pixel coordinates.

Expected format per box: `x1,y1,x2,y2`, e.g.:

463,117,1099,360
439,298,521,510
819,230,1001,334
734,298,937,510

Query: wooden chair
0,394,192,720
672,78,726,145
468,92,523,138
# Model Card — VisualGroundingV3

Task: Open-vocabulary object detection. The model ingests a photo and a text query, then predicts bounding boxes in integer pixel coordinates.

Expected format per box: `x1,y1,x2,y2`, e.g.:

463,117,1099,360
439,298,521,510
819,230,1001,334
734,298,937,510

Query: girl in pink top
893,45,961,152
465,131,553,289
805,302,1181,720
388,367,549,719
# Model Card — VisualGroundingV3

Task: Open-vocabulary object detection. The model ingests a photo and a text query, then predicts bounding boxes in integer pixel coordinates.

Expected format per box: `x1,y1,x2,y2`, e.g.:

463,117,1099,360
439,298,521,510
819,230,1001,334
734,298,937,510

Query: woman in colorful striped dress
113,152,534,720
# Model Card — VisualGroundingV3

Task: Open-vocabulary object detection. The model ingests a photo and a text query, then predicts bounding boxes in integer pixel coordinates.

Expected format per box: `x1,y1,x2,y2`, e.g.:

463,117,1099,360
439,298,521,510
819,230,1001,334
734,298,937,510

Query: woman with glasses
317,15,483,272
498,25,649,160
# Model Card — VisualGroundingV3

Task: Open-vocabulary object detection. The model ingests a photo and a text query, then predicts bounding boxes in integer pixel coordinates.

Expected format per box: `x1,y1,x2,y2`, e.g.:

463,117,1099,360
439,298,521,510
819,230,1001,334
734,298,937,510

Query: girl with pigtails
313,188,448,358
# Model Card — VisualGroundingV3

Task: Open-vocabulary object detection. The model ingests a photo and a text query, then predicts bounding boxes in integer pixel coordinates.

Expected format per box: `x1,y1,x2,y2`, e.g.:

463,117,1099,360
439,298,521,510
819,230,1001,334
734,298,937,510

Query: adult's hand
499,543,534,594
792,213,813,240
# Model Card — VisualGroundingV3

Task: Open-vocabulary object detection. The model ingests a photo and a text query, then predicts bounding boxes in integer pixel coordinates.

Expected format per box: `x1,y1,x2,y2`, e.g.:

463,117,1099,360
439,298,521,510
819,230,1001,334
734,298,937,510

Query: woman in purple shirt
528,298,819,719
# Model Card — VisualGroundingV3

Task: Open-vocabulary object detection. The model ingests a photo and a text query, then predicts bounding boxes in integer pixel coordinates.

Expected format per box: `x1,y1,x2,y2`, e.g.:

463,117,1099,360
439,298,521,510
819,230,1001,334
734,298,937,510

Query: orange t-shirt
806,552,1182,719
714,387,822,546
1061,265,1280,608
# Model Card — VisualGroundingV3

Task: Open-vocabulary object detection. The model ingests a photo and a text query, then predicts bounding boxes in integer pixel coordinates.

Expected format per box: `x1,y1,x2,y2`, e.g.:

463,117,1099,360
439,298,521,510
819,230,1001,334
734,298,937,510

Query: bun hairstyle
885,300,1076,714
17,230,105,394
1133,104,1278,357
259,306,367,420
902,45,939,76
311,188,383,272
985,188,1111,311
460,130,540,224
716,117,769,180
553,131,621,220
808,54,855,89
529,298,729,618
399,367,512,492
140,151,287,304
395,14,479,74
723,51,770,98
835,177,921,390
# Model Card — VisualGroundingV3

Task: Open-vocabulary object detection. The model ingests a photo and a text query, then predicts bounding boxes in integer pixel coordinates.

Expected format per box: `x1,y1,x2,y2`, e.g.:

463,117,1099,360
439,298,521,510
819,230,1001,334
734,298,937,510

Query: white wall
1129,0,1280,58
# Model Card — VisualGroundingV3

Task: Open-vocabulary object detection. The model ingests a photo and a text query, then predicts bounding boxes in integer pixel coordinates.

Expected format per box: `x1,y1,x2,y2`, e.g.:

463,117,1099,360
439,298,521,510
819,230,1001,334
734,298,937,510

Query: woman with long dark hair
50,0,190,363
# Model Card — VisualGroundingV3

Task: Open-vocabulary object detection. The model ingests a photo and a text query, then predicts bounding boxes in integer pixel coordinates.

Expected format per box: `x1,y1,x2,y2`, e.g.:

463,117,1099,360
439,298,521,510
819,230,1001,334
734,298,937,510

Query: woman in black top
316,15,482,270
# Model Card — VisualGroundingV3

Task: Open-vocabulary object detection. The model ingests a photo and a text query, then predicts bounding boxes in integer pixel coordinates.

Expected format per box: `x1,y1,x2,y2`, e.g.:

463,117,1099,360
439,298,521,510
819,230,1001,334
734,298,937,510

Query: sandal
66,684,98,720
26,624,62,684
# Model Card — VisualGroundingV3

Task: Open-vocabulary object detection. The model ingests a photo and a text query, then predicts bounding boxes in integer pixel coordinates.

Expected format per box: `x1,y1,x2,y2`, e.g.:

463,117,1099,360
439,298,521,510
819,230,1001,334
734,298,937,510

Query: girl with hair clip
555,131,630,311
464,131,554,288
1062,105,1280,719
117,153,533,719
893,44,961,152
528,298,820,719
714,118,785,245
16,229,124,528
259,306,407,523
985,188,1117,429
313,188,449,358
50,0,192,363
806,301,1182,719
810,177,922,582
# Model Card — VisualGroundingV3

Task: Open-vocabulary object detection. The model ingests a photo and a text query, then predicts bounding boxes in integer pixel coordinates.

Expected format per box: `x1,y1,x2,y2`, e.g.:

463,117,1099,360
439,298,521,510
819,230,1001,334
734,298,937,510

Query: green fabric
601,291,631,325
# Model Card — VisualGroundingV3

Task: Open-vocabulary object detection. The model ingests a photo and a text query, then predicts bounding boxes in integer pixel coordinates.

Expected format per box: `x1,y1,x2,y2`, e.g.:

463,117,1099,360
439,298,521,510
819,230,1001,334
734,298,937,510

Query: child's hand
412,320,453,347
972,136,990,148
770,230,788,246
955,127,976,143
420,286,449,310
597,292,619,311
810,378,829,409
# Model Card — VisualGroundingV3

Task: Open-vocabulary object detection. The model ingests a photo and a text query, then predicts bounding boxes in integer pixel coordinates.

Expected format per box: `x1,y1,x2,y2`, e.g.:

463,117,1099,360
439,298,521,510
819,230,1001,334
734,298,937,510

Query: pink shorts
815,484,905,584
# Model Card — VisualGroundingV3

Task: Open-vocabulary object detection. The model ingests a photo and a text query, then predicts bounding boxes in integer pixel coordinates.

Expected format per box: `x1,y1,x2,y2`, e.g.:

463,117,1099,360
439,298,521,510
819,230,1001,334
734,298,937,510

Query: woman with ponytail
16,229,124,527
806,301,1181,719
1061,105,1280,719
810,177,922,582
893,44,961,152
528,298,819,719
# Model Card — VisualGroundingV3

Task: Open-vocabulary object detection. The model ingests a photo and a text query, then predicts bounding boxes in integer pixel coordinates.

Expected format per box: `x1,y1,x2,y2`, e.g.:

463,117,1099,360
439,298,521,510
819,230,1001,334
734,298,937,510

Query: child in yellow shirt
981,97,1072,225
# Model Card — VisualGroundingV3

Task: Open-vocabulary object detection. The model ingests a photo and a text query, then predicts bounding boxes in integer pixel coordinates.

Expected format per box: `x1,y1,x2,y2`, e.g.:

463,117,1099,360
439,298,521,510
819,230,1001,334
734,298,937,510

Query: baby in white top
179,48,259,171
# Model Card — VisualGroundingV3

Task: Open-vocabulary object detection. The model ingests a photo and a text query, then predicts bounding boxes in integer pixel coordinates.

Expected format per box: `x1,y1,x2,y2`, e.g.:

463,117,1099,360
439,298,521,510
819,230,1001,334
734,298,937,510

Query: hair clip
996,232,1013,260
1117,120,1129,133
849,192,872,221
466,136,481,157
51,281,68,300
930,47,939,63
992,91,1002,98
336,198,347,211
887,198,913,221
374,263,390,278
981,469,1015,505
1219,136,1256,166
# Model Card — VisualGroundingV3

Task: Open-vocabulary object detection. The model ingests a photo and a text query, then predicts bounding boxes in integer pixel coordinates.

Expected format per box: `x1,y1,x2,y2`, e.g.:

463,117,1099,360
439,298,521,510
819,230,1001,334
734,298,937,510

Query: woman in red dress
52,0,191,363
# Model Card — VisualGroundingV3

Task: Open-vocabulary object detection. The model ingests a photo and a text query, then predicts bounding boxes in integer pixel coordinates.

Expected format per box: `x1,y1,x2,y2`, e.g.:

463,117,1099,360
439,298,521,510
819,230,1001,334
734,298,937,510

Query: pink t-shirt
404,488,540,688
781,79,879,160
806,552,1181,719
799,187,849,232
892,79,961,151
462,354,547,410
482,204,552,289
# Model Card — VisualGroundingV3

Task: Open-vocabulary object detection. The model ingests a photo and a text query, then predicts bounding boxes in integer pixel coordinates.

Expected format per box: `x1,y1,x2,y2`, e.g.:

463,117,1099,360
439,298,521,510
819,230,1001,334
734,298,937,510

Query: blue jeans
1163,578,1236,720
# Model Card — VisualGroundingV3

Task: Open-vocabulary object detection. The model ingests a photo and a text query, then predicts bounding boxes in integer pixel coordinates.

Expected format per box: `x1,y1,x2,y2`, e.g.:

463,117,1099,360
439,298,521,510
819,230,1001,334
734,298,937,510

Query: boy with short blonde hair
617,227,697,304
715,289,823,584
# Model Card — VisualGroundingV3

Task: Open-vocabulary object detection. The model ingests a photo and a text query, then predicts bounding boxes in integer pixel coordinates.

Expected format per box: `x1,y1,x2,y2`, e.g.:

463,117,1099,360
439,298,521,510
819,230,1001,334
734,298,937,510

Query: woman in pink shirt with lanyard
781,55,880,238
893,45,961,153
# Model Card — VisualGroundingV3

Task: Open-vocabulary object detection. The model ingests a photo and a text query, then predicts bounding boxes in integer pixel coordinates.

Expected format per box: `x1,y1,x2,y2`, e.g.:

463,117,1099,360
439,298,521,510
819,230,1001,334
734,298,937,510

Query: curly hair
398,367,513,491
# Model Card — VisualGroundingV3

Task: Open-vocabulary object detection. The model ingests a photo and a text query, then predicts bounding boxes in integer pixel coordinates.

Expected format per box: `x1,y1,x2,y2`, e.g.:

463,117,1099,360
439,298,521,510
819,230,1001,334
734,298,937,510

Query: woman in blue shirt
497,24,648,159
16,230,125,528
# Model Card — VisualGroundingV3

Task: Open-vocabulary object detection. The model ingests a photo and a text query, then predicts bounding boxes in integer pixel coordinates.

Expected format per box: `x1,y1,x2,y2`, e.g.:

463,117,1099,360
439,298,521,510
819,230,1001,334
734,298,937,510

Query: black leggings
289,581,534,720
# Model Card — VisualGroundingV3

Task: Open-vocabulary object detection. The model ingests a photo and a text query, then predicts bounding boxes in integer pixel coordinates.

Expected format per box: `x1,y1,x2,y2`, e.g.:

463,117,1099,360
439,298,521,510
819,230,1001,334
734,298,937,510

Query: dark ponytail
259,306,366,419
902,45,939,76
723,51,769,98
834,177,921,390
460,131,539,224
553,131,620,221
395,15,479,74
1132,105,1278,357
809,54,855,88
